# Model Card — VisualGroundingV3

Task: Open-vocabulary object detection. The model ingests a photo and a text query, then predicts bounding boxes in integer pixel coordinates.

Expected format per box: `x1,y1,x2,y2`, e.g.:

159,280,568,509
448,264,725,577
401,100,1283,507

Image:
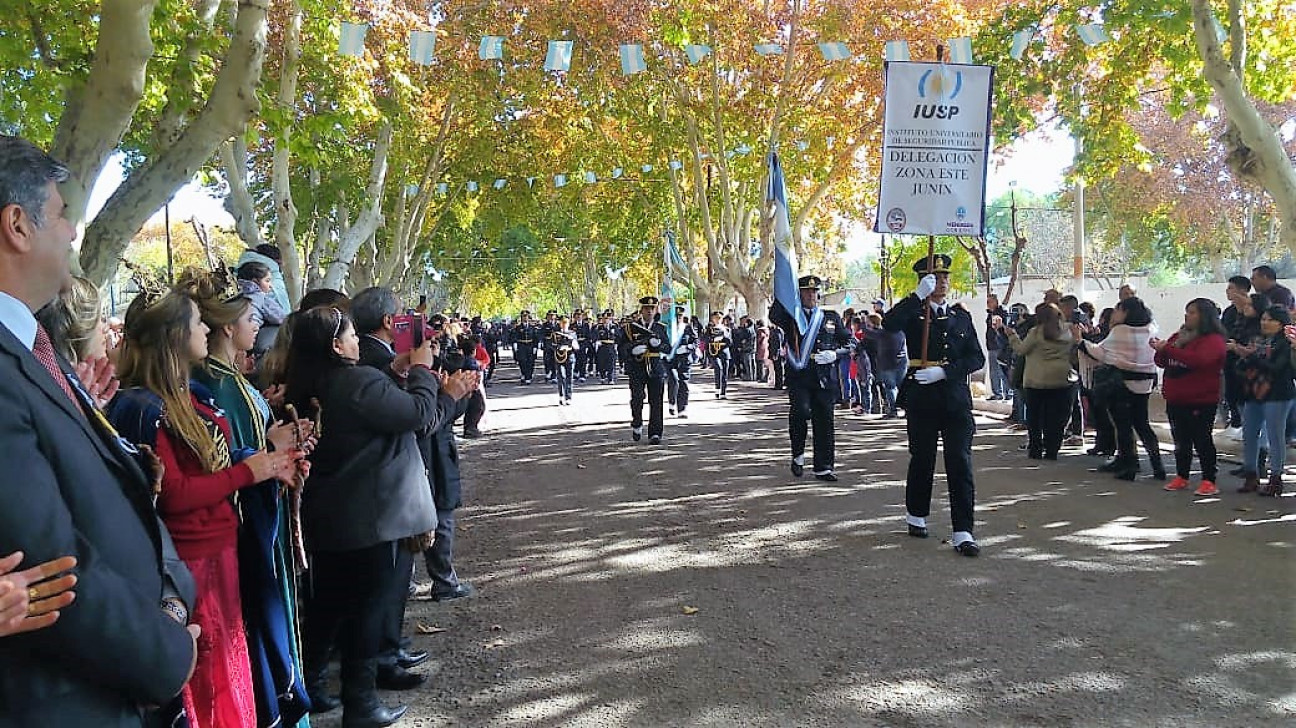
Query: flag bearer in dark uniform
594,310,620,384
512,310,540,384
666,304,699,417
768,322,787,389
882,254,985,557
702,311,733,399
771,275,852,481
541,310,559,383
573,309,594,382
618,296,671,443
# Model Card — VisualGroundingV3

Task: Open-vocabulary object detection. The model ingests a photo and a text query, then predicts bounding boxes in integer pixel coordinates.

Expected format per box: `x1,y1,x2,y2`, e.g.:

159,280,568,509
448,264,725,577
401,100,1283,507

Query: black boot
304,662,341,714
1112,456,1140,481
342,659,408,728
1146,449,1166,481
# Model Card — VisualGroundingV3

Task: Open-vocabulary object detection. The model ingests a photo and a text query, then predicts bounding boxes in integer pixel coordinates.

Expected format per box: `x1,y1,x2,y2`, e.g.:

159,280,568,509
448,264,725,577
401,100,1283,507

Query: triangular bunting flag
339,22,368,57
1076,24,1109,46
554,174,567,187
404,184,419,197
612,167,623,179
884,40,910,62
584,171,597,184
493,179,507,190
466,181,478,193
620,44,646,76
436,183,448,196
409,31,436,65
544,40,574,72
526,177,536,188
642,164,654,173
684,45,712,64
947,37,973,64
754,43,784,56
818,42,851,61
668,160,683,170
479,36,504,60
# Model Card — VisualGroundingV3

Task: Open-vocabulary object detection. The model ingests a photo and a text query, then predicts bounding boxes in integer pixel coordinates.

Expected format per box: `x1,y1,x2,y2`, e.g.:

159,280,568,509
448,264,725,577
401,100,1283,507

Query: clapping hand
0,553,77,637
73,356,119,410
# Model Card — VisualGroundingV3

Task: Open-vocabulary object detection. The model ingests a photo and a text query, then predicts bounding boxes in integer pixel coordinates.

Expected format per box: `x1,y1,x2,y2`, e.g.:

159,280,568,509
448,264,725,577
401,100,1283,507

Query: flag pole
919,43,945,366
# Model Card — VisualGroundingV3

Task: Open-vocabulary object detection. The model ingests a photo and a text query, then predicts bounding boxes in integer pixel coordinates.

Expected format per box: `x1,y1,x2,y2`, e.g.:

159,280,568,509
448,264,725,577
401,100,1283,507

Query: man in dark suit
883,254,986,557
770,275,853,481
617,296,671,444
0,136,199,726
349,287,477,694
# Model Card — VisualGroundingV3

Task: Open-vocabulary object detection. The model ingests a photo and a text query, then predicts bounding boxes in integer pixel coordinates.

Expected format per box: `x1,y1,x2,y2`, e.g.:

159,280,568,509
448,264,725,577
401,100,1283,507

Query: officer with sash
770,275,852,481
512,310,540,384
617,296,671,443
702,311,733,399
572,309,594,382
594,309,620,384
882,254,985,557
665,304,699,418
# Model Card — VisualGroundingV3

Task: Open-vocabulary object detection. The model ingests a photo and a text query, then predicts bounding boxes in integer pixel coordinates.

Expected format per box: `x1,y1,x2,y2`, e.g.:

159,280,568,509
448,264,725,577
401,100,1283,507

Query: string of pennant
338,22,1120,70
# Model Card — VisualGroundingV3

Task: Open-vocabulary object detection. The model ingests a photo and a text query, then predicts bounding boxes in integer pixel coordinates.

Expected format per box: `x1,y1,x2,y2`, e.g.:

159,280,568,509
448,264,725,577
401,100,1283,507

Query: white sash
787,308,825,371
665,317,686,361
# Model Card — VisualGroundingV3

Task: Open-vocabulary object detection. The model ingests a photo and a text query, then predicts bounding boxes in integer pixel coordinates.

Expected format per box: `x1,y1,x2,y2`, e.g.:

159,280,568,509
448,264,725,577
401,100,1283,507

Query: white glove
914,365,947,384
649,337,662,347
813,350,838,365
676,345,692,355
915,274,936,300
631,344,648,356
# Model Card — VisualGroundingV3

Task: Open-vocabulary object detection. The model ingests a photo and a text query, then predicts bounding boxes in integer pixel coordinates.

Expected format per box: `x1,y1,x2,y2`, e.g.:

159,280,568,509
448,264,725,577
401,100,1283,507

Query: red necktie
33,324,80,406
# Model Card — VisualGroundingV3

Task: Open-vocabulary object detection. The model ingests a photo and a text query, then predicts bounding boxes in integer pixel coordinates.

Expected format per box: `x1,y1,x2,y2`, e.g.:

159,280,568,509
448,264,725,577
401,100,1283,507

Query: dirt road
315,364,1295,728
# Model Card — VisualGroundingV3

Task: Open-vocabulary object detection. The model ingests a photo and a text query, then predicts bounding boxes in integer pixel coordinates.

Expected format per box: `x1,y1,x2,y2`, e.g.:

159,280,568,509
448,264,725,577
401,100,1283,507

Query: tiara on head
119,259,169,305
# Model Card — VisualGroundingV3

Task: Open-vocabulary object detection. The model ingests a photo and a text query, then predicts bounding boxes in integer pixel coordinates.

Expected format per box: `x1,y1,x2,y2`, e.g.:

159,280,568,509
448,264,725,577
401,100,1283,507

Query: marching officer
702,311,733,399
770,275,852,481
882,254,985,557
665,304,699,417
617,296,671,443
540,310,559,383
572,309,594,382
512,310,540,384
594,310,620,384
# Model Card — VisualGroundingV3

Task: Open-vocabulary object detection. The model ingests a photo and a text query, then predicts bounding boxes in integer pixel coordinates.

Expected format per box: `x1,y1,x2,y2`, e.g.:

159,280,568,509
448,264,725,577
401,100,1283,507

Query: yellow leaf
416,622,447,635
682,606,700,615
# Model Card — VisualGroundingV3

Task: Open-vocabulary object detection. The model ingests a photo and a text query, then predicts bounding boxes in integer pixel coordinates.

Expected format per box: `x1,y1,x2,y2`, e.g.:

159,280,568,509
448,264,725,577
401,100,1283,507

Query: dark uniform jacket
666,319,699,365
882,295,986,411
617,317,671,379
702,324,733,359
770,302,852,390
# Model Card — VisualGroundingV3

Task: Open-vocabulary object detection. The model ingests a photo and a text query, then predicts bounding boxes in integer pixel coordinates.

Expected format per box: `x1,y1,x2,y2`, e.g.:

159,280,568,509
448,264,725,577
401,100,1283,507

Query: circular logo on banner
885,207,907,233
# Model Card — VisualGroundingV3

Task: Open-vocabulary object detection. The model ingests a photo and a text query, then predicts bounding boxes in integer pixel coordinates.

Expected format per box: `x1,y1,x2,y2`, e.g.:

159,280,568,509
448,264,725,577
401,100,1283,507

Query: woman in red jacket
1151,298,1227,496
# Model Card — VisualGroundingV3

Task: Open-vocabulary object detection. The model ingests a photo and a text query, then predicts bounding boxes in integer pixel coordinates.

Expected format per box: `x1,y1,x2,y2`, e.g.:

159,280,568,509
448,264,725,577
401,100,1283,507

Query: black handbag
1090,364,1126,401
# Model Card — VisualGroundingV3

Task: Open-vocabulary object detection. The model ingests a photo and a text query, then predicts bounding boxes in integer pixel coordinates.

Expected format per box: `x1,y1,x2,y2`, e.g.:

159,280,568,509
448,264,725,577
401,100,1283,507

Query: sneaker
1194,481,1219,497
1164,476,1190,492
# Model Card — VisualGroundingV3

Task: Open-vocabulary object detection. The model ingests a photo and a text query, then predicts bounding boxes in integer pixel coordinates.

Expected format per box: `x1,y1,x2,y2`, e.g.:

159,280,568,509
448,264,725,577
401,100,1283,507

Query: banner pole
918,42,945,366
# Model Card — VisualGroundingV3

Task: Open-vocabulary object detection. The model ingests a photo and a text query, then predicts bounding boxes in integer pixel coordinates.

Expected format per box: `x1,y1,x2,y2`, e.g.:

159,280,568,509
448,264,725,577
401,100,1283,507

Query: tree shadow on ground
315,365,1296,728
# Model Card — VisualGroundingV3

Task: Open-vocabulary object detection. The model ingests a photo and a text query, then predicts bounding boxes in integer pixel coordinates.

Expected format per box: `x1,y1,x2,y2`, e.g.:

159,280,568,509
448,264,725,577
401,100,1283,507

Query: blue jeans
1242,400,1293,477
986,351,1009,397
1011,386,1027,422
876,368,901,415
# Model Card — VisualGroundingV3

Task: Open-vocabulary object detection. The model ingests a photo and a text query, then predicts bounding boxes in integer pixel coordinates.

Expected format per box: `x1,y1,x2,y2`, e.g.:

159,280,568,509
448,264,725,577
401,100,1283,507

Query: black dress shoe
375,664,426,691
649,435,661,445
907,524,929,539
954,541,981,557
813,471,838,482
1093,458,1120,473
396,648,428,670
790,460,804,477
431,582,476,602
1085,447,1112,457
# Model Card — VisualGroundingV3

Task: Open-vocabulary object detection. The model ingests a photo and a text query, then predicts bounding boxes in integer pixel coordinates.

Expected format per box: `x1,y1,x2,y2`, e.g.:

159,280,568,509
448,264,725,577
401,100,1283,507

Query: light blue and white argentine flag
545,41,574,72
584,171,597,184
642,164,654,173
409,31,436,65
479,36,504,60
554,174,567,187
684,45,711,64
818,42,851,61
620,44,646,76
493,179,507,190
884,40,910,62
754,44,783,56
768,151,806,334
466,181,478,193
1077,24,1109,45
1010,28,1035,60
339,22,368,57
947,37,973,64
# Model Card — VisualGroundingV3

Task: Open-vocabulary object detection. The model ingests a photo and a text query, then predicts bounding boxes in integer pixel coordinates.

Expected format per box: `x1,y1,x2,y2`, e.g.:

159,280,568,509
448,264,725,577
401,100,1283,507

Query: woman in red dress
107,287,302,727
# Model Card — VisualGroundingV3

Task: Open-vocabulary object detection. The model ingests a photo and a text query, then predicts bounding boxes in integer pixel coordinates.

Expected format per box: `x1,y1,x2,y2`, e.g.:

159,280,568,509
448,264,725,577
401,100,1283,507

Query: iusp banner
874,61,994,237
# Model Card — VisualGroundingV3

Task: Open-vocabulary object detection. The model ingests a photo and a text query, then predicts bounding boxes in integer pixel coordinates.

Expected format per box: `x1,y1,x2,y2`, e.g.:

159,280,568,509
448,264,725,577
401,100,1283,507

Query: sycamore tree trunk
1191,0,1296,253
79,0,270,287
378,95,456,289
220,134,263,249
322,121,392,291
52,0,160,235
272,0,304,305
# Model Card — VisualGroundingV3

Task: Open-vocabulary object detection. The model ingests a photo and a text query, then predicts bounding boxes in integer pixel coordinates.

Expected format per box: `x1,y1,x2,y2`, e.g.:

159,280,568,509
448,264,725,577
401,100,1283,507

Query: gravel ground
311,364,1295,728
